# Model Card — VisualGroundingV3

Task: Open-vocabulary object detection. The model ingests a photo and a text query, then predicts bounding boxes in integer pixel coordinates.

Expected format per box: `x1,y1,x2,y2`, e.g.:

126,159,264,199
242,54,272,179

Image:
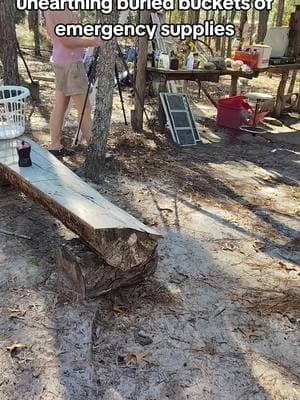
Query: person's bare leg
49,90,70,150
72,94,93,145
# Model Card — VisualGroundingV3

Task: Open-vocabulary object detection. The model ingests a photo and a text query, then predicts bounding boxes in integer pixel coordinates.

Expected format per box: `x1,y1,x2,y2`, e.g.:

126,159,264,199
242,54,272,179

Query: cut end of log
93,228,158,271
57,238,158,298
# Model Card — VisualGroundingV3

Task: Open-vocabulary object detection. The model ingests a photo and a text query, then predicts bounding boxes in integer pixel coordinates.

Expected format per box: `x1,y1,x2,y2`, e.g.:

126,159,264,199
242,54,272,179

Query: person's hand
91,37,103,48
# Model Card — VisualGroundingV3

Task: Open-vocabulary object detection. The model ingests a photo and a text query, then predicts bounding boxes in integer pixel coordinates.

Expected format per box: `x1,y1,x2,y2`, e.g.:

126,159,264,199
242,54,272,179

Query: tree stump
57,238,158,299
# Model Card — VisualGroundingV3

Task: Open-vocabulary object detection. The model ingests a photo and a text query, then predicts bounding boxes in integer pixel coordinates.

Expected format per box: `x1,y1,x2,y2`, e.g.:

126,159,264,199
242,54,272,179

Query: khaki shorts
52,61,88,96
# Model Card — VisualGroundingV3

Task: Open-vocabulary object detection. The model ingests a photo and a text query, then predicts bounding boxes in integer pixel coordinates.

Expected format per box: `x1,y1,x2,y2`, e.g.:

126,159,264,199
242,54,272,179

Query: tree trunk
28,11,41,56
215,11,223,52
275,70,289,117
220,13,229,57
249,6,255,45
193,10,200,24
239,11,248,38
132,11,150,131
208,11,214,47
257,9,270,43
187,10,200,25
0,1,19,84
180,10,185,24
226,10,236,57
288,70,297,94
276,0,285,26
83,7,119,182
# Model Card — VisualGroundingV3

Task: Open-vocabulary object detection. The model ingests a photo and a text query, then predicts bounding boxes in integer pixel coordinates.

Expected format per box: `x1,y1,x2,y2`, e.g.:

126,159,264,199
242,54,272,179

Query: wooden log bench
0,137,161,296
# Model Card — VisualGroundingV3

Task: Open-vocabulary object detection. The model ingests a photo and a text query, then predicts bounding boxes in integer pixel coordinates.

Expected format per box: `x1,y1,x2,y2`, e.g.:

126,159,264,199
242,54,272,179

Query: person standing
44,9,102,157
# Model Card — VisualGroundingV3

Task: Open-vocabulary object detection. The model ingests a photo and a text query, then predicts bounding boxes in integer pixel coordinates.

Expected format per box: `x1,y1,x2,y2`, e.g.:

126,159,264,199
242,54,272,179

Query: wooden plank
146,64,300,81
230,75,238,97
0,137,161,270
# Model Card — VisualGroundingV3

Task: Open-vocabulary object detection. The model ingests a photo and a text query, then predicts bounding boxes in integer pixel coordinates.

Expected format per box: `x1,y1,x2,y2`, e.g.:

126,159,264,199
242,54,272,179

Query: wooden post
133,10,150,131
288,70,297,93
230,75,238,96
274,70,289,117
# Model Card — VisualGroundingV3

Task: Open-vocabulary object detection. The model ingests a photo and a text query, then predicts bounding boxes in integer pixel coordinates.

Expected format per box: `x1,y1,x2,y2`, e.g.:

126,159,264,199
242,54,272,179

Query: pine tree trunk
193,10,200,24
239,11,248,38
226,10,236,57
83,7,119,182
249,6,255,45
0,1,19,84
28,11,41,56
257,9,269,43
221,12,229,57
276,0,285,26
215,11,223,52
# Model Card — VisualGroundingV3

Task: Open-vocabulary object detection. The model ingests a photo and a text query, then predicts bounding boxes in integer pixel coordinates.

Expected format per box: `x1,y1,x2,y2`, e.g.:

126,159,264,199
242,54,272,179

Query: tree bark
220,13,228,57
132,11,150,131
249,6,255,45
83,6,119,181
57,238,158,299
288,70,297,94
226,10,236,57
257,9,270,43
28,10,41,56
275,70,289,117
215,11,223,52
276,0,285,27
0,1,19,84
239,11,248,38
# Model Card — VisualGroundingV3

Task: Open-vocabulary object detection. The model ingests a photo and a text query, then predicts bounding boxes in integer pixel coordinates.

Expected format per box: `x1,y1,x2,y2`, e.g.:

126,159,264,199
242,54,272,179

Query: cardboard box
249,45,272,69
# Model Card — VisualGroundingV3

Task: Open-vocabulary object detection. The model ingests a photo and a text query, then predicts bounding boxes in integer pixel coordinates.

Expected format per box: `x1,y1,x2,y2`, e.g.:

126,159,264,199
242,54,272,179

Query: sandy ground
0,54,300,399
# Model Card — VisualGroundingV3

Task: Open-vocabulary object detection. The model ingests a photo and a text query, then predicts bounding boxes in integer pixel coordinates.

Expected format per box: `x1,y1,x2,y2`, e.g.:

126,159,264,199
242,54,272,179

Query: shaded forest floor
0,53,299,399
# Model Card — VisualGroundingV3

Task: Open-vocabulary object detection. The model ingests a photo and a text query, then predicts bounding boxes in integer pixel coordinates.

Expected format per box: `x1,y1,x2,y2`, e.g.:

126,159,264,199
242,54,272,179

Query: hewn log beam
0,138,161,270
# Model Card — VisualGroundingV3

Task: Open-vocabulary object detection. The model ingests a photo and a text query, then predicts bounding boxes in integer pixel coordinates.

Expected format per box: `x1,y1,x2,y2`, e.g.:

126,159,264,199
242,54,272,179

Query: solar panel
160,93,200,146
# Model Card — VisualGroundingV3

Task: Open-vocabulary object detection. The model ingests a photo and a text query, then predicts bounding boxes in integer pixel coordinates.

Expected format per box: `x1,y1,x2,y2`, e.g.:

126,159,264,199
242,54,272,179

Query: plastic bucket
217,96,253,130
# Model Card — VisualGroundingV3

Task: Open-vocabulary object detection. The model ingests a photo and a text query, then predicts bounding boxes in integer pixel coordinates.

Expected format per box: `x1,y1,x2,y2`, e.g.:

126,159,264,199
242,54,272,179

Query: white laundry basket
0,86,30,139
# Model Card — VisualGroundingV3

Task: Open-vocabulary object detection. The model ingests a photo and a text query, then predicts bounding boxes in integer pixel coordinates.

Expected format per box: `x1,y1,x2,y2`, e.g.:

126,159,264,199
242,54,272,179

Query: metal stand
240,92,273,136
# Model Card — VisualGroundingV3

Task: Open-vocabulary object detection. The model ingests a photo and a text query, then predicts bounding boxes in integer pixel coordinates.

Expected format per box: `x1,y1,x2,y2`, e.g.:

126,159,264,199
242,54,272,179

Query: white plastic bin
0,86,30,139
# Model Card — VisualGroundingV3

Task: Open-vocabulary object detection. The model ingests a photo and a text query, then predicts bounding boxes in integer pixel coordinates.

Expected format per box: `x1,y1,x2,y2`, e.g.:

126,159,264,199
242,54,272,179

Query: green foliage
16,23,51,51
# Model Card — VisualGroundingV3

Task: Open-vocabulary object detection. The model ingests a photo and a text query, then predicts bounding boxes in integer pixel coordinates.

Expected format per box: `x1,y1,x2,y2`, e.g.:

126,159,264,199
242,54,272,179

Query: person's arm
49,11,102,49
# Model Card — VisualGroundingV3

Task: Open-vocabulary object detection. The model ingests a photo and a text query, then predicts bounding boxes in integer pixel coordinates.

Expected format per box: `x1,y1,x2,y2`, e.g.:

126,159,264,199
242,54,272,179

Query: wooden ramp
0,138,161,271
